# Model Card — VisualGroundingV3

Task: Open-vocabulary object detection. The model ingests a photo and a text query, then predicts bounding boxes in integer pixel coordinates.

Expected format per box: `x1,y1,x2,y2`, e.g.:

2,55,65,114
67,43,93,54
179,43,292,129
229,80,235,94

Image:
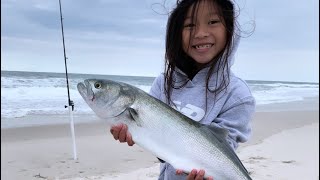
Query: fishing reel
64,100,75,111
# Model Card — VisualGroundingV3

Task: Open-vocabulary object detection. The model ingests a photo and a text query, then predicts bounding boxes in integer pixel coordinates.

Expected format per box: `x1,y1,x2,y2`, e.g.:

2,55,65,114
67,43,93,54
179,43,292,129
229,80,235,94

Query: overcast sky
1,0,319,82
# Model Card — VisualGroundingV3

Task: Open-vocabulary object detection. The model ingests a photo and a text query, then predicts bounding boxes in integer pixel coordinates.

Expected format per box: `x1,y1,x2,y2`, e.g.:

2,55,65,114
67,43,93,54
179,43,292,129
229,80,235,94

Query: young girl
110,0,255,179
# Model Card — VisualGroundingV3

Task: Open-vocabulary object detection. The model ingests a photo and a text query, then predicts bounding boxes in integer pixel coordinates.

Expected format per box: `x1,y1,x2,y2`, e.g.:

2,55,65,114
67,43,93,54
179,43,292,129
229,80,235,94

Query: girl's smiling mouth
193,44,213,50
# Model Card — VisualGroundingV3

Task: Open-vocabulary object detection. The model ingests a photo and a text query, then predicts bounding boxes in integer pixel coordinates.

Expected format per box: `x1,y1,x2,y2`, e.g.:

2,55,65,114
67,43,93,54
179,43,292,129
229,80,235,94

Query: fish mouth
77,80,94,102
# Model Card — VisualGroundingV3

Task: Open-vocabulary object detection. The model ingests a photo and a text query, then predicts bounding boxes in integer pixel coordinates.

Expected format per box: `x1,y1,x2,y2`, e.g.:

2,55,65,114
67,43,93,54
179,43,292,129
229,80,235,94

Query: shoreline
2,96,319,130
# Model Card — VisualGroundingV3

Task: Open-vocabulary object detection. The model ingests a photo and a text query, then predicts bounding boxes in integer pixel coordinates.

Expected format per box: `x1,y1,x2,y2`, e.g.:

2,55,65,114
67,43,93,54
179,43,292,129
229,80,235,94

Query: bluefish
77,79,252,180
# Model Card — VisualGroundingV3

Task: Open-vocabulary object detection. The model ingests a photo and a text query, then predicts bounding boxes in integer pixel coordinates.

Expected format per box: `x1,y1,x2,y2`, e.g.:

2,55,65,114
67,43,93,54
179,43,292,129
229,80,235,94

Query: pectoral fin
128,107,142,127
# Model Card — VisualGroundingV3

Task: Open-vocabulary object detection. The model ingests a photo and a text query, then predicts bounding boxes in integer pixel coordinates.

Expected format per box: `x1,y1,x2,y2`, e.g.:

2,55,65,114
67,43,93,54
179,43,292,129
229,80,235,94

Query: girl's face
182,0,227,66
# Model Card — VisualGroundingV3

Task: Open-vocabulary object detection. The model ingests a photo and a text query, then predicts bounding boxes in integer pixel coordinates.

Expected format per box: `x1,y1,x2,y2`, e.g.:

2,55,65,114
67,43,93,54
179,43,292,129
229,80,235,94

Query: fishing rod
58,0,77,160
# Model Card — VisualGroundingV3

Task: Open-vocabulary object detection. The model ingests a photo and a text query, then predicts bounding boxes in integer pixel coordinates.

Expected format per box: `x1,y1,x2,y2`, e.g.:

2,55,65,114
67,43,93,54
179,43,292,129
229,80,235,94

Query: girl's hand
110,123,135,146
176,169,213,180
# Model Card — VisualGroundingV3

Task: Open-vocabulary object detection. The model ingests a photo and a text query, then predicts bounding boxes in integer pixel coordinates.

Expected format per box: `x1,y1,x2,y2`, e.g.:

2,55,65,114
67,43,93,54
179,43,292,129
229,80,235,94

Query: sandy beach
1,99,319,180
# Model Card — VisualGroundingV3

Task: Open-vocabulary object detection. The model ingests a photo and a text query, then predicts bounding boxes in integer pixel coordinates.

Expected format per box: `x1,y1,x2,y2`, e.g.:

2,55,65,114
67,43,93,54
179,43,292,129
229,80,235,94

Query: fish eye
94,82,102,89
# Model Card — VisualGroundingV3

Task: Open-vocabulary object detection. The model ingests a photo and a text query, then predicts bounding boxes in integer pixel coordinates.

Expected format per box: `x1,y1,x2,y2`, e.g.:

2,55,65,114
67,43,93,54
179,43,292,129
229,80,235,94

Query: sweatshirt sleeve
212,96,256,150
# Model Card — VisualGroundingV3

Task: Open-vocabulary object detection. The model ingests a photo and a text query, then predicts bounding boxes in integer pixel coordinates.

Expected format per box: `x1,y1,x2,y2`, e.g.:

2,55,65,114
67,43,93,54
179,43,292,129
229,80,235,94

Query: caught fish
77,79,252,180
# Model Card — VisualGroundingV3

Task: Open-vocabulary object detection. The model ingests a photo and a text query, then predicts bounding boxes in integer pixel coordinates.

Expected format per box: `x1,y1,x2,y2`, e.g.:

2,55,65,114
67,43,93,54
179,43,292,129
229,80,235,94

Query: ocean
1,70,319,128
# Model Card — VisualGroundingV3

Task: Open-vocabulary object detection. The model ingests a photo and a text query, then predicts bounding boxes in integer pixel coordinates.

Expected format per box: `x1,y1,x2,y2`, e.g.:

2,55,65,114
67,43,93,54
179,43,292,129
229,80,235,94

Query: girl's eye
184,23,195,28
94,82,102,89
209,20,220,25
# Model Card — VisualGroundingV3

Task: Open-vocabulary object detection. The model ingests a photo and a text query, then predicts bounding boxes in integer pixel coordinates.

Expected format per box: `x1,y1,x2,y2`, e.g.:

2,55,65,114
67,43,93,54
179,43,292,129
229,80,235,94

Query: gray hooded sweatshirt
148,34,256,179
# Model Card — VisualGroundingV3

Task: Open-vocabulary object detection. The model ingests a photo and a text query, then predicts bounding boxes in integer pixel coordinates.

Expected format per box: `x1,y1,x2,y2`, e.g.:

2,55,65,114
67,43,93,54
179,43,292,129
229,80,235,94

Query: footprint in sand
249,156,267,160
244,156,267,164
146,172,160,177
123,158,135,162
281,160,296,164
19,169,27,172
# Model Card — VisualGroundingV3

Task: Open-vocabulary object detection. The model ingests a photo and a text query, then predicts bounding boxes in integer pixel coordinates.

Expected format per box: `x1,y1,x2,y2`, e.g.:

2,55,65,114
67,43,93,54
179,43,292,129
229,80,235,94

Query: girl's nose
194,24,209,38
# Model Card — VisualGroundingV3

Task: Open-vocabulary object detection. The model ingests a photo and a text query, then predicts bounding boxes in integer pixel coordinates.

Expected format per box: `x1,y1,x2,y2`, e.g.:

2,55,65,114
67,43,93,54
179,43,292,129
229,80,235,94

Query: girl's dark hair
164,0,236,105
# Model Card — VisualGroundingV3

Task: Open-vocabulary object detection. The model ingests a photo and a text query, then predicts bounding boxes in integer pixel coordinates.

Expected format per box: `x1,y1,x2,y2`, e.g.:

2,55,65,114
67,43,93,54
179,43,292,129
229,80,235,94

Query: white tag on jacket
172,101,205,122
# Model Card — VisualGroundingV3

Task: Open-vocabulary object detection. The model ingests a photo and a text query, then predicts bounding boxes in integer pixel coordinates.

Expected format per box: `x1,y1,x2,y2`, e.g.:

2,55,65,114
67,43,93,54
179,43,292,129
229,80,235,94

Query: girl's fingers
126,132,135,146
110,124,123,140
186,169,197,180
118,124,127,142
175,169,184,175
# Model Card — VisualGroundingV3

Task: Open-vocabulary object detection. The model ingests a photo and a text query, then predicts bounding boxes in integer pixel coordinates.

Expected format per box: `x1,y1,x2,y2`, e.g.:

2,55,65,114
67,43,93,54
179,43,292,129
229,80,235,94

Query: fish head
77,79,136,119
